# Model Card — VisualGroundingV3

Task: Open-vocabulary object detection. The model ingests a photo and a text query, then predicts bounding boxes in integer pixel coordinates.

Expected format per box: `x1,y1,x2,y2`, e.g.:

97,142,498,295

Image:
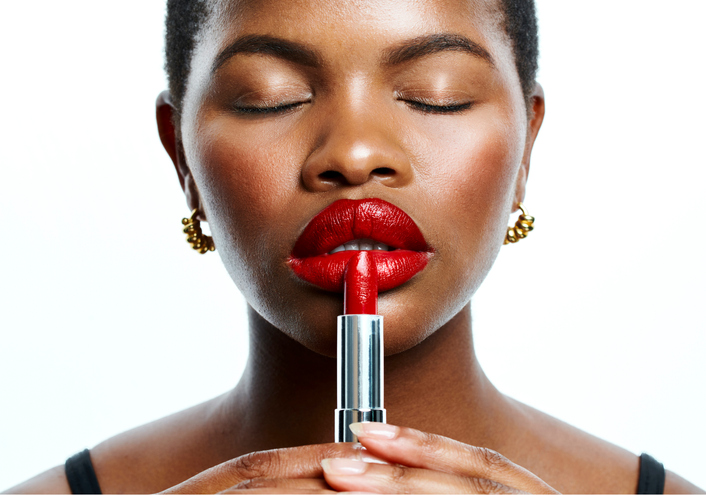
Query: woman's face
171,0,542,356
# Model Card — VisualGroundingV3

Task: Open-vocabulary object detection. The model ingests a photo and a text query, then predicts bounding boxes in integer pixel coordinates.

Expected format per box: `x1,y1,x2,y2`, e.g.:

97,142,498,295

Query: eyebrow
212,34,322,73
384,34,495,67
212,33,494,74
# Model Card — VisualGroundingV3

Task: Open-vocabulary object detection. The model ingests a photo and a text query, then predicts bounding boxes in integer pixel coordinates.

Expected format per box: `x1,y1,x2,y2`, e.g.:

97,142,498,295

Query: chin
278,285,469,360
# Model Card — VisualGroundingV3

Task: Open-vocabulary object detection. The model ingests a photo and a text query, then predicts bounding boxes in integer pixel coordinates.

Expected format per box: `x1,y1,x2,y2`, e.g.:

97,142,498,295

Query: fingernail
321,458,369,475
353,445,390,465
359,452,389,464
349,422,399,439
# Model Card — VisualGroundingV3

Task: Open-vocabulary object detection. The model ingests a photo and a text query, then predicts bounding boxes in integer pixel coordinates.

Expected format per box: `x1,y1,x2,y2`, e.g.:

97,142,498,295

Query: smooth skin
7,0,703,493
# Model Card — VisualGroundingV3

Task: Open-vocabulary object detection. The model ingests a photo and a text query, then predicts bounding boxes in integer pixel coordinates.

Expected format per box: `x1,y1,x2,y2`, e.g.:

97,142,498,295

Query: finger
322,458,522,494
350,423,558,494
162,443,375,494
220,477,335,493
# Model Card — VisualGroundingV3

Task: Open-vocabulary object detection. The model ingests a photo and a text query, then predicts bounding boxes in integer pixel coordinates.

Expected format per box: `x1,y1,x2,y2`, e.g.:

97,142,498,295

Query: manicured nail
321,458,369,475
349,422,399,439
353,445,390,464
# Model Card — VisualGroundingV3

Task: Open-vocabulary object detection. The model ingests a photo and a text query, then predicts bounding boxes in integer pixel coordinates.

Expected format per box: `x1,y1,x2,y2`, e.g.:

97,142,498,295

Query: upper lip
291,198,431,258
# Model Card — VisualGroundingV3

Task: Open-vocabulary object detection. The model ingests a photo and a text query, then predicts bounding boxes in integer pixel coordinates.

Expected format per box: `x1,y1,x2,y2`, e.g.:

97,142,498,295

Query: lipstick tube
335,251,386,442
335,314,385,442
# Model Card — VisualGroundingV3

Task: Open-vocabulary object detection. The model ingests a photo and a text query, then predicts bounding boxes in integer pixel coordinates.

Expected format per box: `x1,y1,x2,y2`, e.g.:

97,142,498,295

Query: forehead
206,0,507,55
221,0,502,24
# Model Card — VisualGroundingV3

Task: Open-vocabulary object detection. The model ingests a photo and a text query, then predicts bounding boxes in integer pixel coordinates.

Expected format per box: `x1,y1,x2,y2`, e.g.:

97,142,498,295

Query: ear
156,90,203,218
513,83,545,209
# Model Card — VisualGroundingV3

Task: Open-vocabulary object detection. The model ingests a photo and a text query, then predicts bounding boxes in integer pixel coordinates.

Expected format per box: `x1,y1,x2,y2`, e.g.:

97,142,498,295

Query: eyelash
233,101,307,115
402,100,473,114
232,99,472,115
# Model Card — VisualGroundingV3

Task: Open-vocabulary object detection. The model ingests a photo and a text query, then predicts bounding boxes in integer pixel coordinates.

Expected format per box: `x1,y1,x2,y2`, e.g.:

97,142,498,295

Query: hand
161,442,384,494
162,423,557,494
320,423,559,494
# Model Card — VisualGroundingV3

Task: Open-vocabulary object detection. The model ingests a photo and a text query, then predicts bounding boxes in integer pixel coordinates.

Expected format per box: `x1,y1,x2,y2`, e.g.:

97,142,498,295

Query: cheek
414,104,525,271
190,116,299,218
183,114,305,292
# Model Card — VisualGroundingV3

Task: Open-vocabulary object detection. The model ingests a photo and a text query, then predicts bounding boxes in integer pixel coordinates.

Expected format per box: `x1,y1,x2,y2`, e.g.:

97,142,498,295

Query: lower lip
289,250,430,292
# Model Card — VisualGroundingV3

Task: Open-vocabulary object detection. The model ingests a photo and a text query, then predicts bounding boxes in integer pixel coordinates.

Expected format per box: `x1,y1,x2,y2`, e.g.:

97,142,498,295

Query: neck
220,303,506,455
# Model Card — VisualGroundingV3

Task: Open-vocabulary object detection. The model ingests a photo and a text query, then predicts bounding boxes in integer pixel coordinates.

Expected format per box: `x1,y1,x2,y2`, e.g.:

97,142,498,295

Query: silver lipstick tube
335,314,386,442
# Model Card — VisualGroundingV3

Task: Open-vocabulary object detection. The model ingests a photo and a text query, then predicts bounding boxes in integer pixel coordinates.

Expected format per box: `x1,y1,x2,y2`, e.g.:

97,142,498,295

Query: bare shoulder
665,470,705,494
2,465,70,494
503,398,702,493
89,394,234,493
5,394,234,495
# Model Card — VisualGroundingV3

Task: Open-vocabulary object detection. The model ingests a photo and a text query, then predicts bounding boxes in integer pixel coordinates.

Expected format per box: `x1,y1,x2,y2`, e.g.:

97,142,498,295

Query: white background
1,0,704,490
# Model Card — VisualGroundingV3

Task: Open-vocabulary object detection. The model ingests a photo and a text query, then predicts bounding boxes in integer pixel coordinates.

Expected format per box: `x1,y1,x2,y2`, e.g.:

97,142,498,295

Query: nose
301,106,413,192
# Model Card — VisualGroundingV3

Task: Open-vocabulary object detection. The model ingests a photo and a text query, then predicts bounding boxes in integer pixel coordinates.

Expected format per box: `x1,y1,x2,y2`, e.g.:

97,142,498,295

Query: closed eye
403,99,473,114
233,100,310,115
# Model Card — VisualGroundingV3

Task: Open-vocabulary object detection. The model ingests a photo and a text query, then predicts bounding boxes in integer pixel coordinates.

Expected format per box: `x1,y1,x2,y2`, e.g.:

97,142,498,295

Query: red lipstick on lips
289,198,432,293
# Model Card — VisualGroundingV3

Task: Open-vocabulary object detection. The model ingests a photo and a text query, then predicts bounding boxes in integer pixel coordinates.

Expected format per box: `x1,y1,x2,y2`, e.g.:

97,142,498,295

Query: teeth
328,239,393,254
359,240,374,251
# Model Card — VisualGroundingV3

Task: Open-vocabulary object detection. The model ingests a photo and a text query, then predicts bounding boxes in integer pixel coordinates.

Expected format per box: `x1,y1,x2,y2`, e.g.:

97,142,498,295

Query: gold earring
504,203,535,245
181,209,215,254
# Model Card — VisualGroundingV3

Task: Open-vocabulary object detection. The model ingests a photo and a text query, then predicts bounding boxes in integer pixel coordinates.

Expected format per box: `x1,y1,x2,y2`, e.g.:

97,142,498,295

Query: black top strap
637,453,665,494
65,449,102,494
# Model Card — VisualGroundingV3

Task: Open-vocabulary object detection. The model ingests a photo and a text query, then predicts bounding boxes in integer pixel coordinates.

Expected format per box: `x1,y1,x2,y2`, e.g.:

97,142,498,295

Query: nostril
316,167,395,187
373,167,395,176
319,170,344,181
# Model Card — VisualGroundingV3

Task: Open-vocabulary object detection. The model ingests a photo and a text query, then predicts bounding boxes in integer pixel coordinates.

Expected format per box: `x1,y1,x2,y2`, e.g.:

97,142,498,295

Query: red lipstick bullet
335,252,386,443
344,251,378,315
